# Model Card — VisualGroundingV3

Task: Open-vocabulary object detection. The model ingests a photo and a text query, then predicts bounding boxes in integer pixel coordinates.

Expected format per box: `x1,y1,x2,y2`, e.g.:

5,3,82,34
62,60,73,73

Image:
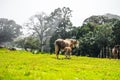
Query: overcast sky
0,0,120,26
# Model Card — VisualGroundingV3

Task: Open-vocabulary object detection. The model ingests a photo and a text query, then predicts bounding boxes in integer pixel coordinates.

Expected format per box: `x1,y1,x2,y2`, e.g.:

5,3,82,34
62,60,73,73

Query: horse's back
55,39,66,49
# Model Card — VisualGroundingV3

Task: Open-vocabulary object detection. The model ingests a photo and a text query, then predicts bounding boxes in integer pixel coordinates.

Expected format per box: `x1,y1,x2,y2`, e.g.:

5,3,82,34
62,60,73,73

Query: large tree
25,12,56,52
112,20,120,45
50,7,72,39
0,18,22,44
78,22,113,57
49,7,73,53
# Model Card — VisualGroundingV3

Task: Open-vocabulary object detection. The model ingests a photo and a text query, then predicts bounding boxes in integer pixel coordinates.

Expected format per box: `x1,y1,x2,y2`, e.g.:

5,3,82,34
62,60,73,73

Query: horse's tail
54,39,64,59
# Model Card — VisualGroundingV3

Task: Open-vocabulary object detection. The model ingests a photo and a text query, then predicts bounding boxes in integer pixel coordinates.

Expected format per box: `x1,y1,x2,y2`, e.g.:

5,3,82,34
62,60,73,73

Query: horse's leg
113,53,116,59
115,53,118,59
57,49,60,59
69,52,71,58
64,51,67,58
65,51,71,59
116,50,119,59
55,46,59,59
117,49,120,59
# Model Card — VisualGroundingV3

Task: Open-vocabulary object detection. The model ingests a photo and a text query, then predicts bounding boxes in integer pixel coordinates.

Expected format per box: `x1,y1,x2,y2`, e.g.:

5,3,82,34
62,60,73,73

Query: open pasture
0,49,120,80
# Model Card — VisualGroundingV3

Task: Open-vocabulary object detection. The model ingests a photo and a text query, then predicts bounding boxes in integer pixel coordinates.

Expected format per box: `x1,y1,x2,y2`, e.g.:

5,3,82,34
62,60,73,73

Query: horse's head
69,39,79,48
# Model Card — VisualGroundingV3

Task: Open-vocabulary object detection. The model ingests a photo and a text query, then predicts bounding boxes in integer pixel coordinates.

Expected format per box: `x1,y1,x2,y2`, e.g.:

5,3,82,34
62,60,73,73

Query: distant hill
103,13,120,20
83,13,120,25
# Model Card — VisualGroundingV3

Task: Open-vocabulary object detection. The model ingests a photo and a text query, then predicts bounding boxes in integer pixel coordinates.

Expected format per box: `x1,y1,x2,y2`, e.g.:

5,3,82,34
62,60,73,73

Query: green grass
0,48,120,80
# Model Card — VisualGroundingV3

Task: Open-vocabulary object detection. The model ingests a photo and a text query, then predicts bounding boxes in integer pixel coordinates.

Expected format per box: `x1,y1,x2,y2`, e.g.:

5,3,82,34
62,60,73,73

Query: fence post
106,47,108,58
101,47,104,58
99,49,102,58
109,47,112,59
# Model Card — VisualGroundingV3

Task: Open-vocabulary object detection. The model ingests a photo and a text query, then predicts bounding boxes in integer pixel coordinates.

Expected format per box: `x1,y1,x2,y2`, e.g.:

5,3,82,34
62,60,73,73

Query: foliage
0,49,120,80
76,14,120,57
25,12,55,52
77,23,95,39
14,35,39,50
24,36,39,50
14,37,25,48
49,7,73,52
0,18,22,44
55,7,72,39
112,20,120,44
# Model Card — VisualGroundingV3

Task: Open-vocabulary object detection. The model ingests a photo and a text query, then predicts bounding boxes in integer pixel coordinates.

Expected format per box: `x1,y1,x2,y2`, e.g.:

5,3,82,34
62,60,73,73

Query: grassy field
0,48,120,80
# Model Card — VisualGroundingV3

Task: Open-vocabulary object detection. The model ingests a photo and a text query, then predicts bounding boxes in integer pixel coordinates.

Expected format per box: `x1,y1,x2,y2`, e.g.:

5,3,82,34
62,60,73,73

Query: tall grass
0,48,120,80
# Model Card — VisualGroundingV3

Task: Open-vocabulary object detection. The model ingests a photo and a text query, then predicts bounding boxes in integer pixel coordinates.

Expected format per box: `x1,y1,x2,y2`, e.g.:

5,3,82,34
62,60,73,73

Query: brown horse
54,38,79,59
112,45,120,59
64,47,72,58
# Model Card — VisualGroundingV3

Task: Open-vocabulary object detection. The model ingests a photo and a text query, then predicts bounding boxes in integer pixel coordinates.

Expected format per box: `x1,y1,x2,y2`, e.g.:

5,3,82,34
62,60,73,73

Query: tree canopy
0,18,22,44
